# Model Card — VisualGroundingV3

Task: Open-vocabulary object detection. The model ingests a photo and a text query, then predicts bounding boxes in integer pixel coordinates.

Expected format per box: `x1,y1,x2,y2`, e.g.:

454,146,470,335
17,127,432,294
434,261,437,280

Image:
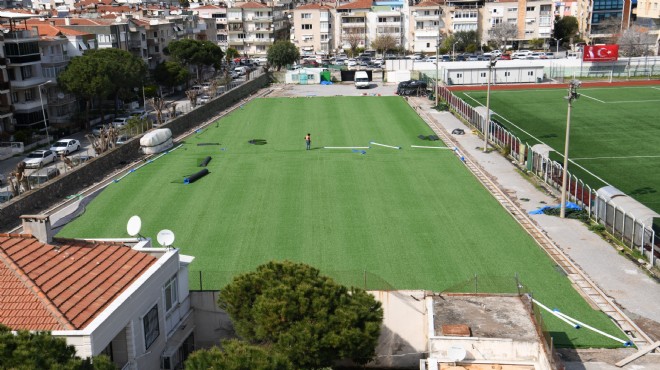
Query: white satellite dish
447,345,467,362
126,215,142,237
157,229,175,248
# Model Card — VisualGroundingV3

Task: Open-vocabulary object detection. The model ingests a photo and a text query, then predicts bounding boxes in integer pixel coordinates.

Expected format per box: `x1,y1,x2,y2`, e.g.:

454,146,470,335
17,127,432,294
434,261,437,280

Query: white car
49,139,81,156
198,95,211,104
23,150,56,169
112,117,130,128
347,59,357,67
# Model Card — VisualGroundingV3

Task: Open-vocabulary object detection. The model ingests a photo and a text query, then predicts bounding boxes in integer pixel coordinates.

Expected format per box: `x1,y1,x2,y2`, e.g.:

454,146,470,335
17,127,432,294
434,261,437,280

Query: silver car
49,138,81,156
23,150,56,169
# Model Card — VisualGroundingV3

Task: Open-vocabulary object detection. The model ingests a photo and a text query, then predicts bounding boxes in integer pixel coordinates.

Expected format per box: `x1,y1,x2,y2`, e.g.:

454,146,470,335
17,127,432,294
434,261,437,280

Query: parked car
23,150,56,169
70,155,93,166
0,190,13,204
116,135,130,145
396,80,428,96
198,94,211,104
49,139,81,156
234,66,249,76
112,116,130,128
27,167,60,187
512,50,533,59
130,109,148,119
347,59,358,67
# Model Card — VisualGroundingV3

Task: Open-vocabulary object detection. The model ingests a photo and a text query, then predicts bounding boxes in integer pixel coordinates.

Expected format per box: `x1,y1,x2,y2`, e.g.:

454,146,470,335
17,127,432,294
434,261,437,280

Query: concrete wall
0,73,269,231
429,337,550,369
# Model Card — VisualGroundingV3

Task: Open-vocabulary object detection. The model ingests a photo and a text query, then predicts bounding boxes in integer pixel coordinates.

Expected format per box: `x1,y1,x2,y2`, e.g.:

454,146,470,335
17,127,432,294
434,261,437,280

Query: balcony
12,100,43,112
4,30,38,41
9,77,49,89
0,81,10,91
228,40,246,46
249,38,274,44
415,14,442,21
414,28,442,38
47,93,76,106
228,27,245,33
228,17,243,23
40,55,70,64
128,40,143,49
6,54,40,64
341,22,366,28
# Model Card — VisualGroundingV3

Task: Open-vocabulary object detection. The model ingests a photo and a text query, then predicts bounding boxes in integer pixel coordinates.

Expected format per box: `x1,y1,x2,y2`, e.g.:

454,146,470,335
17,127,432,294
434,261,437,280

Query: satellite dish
157,229,175,248
57,92,65,99
447,346,467,362
126,215,142,237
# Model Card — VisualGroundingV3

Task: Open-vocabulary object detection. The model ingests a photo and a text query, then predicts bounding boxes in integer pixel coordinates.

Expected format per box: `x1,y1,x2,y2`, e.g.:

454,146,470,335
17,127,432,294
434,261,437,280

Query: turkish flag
583,45,619,62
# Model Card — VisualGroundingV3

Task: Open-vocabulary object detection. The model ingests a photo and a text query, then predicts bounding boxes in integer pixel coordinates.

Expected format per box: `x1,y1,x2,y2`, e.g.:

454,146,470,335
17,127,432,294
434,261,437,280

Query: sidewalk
411,98,660,367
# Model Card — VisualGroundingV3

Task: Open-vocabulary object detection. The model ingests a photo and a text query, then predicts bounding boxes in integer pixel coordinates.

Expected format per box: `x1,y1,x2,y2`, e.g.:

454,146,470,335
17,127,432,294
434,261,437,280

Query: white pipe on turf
410,145,452,149
323,146,370,149
370,142,401,149
532,299,580,329
553,310,631,346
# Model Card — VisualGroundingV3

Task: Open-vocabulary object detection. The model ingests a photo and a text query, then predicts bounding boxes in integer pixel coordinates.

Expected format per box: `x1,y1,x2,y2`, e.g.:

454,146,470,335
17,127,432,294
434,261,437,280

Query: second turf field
59,96,625,348
455,84,660,213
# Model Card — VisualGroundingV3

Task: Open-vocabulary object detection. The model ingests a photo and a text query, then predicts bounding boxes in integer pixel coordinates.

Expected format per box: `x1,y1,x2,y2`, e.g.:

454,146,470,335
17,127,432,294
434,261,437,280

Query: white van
354,71,370,89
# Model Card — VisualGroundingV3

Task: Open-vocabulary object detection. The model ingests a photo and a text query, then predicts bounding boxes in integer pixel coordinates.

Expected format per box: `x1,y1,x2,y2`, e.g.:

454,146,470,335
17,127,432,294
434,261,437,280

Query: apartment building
369,0,407,51
0,32,12,137
409,0,445,54
634,0,660,54
227,1,288,57
480,0,553,45
195,4,229,49
335,0,372,53
292,3,334,56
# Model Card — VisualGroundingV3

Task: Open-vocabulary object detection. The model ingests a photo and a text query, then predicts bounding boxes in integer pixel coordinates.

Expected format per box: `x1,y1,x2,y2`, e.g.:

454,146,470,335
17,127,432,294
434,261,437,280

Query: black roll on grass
184,169,209,184
200,156,212,167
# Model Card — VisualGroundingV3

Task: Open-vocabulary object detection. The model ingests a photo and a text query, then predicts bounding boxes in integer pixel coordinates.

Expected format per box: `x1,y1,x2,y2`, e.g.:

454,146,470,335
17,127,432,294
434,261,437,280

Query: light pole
435,33,441,106
553,37,563,54
484,57,497,153
560,79,581,218
452,41,459,61
37,80,52,146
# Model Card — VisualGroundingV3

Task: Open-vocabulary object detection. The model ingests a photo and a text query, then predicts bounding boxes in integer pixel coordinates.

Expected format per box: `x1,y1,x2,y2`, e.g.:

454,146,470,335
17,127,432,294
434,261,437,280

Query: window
507,7,517,12
25,89,33,101
426,43,430,47
11,92,17,103
526,6,535,11
302,24,312,30
21,66,32,79
163,276,178,313
528,71,534,76
416,21,424,29
505,71,511,76
480,72,486,77
143,305,159,350
256,33,264,39
238,33,246,39
321,34,329,40
153,32,158,38
456,73,463,78
301,13,311,19
423,10,430,15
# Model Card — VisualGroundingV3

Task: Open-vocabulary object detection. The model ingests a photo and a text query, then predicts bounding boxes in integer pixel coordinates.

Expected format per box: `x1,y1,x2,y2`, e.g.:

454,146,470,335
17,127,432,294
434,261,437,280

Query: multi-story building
369,0,406,51
634,0,659,54
0,33,12,137
335,0,372,54
227,1,288,57
409,0,444,54
195,4,229,49
577,0,634,41
292,3,334,56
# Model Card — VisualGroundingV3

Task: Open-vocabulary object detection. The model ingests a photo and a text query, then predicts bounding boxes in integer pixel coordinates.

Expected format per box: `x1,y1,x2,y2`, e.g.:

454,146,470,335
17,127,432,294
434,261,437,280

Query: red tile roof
24,19,93,37
237,2,269,8
296,3,334,10
0,234,157,331
414,0,443,7
337,0,373,10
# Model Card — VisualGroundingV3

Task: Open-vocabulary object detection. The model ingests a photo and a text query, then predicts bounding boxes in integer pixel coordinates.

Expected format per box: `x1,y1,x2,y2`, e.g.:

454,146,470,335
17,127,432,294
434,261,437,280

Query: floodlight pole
560,79,580,218
484,58,497,153
435,32,441,106
38,80,52,146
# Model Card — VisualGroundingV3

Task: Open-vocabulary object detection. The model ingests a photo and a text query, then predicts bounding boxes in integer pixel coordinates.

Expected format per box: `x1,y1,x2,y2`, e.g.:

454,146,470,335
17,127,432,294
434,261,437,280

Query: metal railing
435,83,658,266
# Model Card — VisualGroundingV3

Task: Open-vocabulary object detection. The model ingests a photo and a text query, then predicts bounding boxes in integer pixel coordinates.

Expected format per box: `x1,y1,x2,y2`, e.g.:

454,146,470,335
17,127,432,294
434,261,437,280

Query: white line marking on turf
573,155,660,160
370,142,401,149
461,92,612,186
579,93,606,103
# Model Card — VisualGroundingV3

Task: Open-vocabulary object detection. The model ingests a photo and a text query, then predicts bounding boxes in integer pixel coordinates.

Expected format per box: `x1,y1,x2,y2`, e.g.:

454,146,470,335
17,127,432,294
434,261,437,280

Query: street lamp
560,79,581,218
484,57,497,153
37,80,52,146
553,37,564,54
452,41,459,61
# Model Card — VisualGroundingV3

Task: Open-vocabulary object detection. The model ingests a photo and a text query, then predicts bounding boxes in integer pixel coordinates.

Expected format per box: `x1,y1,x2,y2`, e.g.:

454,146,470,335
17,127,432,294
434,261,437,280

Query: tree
344,32,363,57
154,61,190,91
58,49,147,127
218,261,383,369
0,324,114,369
225,47,240,65
165,39,224,80
454,30,479,52
370,34,398,56
553,16,579,44
618,26,656,57
267,41,300,71
185,340,292,370
529,38,544,49
489,23,518,51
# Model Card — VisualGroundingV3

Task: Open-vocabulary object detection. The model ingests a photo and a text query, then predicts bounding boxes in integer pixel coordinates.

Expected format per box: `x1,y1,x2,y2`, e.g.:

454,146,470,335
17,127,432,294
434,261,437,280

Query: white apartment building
195,5,229,49
292,3,334,56
368,1,407,52
482,0,554,47
227,1,288,57
335,0,372,53
409,0,445,54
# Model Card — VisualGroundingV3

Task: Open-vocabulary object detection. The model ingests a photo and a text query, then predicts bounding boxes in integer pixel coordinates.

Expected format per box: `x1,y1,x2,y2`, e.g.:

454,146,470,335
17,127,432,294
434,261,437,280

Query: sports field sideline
455,84,660,214
59,96,625,348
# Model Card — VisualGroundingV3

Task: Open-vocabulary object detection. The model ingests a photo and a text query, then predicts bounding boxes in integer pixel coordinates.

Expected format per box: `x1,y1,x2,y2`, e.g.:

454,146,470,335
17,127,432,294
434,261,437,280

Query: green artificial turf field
59,96,626,348
456,85,660,213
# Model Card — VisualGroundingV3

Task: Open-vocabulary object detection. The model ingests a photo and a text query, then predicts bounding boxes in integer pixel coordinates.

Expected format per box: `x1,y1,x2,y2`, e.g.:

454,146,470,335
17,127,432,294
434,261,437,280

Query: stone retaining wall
0,73,269,231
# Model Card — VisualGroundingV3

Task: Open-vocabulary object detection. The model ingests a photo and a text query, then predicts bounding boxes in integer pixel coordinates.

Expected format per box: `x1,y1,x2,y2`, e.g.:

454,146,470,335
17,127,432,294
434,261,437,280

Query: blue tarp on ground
529,202,582,215
320,81,333,85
